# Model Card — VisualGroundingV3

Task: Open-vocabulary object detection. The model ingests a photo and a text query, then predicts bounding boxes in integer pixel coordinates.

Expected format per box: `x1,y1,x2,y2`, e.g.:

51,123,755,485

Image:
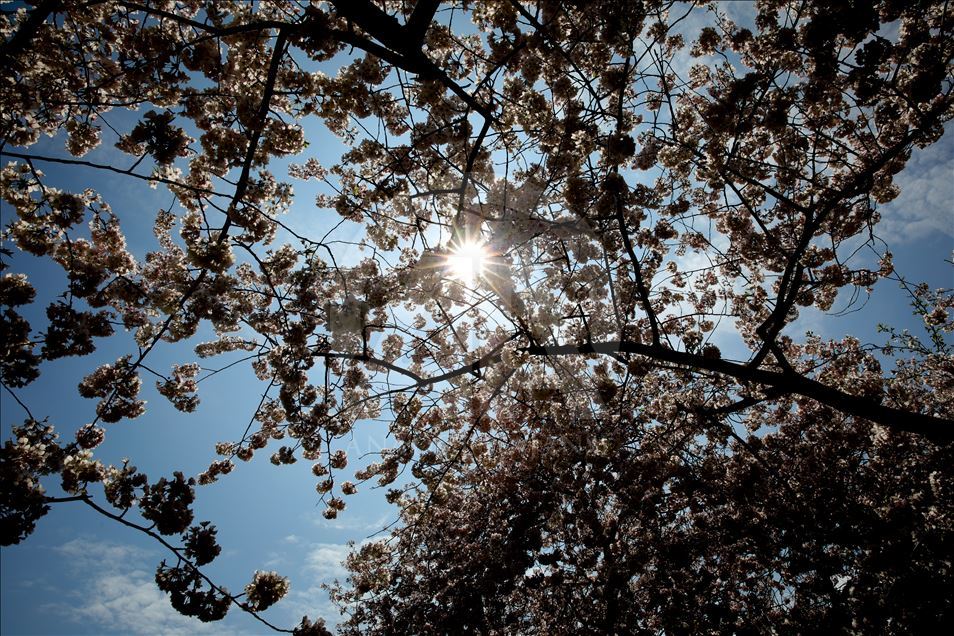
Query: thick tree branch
0,0,62,64
326,0,493,120
373,334,950,441
522,341,953,441
405,0,442,44
316,351,424,383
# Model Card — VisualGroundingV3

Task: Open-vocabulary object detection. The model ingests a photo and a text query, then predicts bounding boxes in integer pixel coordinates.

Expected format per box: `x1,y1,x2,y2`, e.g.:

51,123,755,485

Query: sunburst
445,239,489,284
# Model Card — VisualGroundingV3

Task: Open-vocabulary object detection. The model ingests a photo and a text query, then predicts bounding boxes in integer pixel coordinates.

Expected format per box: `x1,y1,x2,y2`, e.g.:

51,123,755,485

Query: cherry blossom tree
2,0,952,633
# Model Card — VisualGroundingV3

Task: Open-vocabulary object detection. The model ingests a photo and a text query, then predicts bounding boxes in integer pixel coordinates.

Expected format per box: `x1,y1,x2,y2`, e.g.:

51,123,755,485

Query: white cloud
264,551,288,568
45,537,254,635
303,542,351,581
54,537,152,571
309,510,393,532
62,569,224,636
719,1,758,29
879,124,954,242
280,584,343,634
271,542,360,633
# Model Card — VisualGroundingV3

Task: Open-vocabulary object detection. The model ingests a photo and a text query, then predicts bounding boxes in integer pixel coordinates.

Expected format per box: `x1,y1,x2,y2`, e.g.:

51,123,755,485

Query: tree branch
46,494,295,633
521,341,952,441
0,151,220,196
0,0,62,64
405,0,442,45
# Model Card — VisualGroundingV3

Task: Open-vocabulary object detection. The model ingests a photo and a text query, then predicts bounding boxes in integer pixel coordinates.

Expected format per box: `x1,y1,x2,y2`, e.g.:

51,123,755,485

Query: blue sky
2,3,954,634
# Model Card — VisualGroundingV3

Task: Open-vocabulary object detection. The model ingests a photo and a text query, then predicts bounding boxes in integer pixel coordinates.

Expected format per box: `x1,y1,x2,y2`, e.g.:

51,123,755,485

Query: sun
445,239,489,284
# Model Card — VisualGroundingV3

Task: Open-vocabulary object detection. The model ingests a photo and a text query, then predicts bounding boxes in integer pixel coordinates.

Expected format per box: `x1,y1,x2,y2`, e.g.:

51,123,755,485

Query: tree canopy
1,0,953,633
